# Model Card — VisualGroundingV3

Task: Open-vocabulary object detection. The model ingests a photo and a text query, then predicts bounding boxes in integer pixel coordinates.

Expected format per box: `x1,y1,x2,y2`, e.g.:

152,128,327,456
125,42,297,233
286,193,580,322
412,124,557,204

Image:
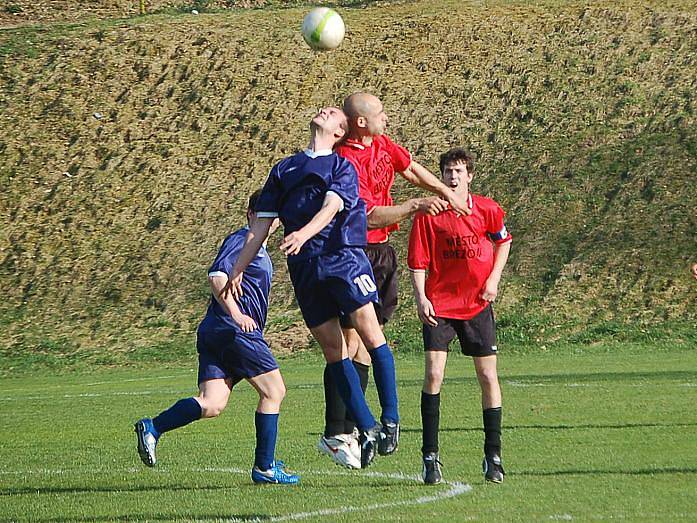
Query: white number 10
353,274,377,296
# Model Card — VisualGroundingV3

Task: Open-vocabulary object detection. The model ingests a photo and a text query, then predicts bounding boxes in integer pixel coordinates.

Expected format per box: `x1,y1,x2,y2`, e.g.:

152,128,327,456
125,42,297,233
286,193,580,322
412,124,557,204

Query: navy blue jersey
198,226,273,334
255,149,367,263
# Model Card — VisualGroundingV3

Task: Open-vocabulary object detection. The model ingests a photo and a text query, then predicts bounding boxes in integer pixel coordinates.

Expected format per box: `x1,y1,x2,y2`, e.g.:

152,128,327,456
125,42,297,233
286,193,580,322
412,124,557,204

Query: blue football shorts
288,247,379,328
196,327,279,385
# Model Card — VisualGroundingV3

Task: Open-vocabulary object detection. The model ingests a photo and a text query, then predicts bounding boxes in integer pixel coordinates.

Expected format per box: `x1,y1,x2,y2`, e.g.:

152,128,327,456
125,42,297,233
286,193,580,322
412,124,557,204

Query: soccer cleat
377,422,400,456
251,460,300,485
348,427,361,462
422,452,443,485
318,434,361,469
134,418,158,467
483,454,505,483
359,424,382,468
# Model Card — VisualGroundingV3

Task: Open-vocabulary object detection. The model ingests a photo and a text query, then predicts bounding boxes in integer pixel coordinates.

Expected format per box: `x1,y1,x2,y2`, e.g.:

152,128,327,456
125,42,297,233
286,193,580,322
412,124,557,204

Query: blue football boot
251,460,300,485
134,418,159,467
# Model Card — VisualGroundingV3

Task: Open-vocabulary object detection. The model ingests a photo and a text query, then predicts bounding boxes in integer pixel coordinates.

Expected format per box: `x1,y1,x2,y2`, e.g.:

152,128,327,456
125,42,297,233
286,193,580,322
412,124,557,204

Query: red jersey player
316,92,472,469
408,147,512,485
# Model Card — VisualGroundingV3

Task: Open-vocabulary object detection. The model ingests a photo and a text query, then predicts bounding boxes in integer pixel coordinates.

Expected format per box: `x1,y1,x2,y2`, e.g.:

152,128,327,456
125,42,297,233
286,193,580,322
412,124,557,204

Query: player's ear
356,116,367,129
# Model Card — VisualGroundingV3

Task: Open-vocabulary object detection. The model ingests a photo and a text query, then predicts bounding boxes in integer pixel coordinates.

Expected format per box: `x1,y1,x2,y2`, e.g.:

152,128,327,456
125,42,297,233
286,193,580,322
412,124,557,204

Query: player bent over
407,147,512,484
223,106,398,469
134,190,299,485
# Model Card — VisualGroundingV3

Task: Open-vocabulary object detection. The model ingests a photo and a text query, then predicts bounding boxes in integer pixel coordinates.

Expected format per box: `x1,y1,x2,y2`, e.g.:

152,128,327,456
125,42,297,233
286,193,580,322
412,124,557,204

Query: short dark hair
248,189,263,212
439,147,476,175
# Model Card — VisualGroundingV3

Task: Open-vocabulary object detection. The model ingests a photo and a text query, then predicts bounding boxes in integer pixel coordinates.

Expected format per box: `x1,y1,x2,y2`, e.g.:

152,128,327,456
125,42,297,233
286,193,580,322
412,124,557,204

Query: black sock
323,363,347,437
421,391,440,455
344,361,370,434
483,407,502,457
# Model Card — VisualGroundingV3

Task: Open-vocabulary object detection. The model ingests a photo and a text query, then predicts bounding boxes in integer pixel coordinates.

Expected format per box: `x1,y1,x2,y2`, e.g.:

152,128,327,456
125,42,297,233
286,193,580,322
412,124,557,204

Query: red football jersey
336,135,412,243
407,194,512,320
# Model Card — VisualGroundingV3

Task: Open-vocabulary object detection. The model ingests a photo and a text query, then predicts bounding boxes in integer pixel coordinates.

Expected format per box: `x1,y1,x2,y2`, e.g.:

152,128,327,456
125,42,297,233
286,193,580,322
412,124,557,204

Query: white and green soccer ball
301,7,345,51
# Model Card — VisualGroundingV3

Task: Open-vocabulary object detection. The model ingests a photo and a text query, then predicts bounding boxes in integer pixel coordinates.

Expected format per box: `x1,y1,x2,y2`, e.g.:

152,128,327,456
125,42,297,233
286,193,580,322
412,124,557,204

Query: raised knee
198,399,227,418
202,404,225,418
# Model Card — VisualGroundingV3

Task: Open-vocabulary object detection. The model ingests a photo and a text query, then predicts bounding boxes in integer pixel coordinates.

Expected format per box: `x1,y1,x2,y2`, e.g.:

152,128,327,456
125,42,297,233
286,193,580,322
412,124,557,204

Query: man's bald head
342,92,388,138
343,92,381,119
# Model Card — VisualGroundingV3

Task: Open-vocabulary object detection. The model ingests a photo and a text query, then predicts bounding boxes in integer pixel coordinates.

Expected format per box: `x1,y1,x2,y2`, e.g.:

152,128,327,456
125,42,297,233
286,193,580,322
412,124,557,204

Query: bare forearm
489,242,511,284
410,269,428,300
368,200,418,229
297,195,342,239
209,276,244,319
402,161,451,198
232,218,273,275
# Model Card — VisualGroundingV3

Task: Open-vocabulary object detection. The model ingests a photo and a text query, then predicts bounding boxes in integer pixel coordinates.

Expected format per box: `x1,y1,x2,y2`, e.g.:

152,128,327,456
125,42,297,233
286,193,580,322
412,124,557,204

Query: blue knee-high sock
254,412,279,471
368,343,399,424
328,358,376,431
152,397,202,437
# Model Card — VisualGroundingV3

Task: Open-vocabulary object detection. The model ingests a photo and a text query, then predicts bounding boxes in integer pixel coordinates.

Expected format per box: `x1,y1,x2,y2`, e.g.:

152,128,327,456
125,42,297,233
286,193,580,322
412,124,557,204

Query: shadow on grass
289,370,697,392
400,421,697,433
0,483,241,497
513,467,697,476
25,516,269,523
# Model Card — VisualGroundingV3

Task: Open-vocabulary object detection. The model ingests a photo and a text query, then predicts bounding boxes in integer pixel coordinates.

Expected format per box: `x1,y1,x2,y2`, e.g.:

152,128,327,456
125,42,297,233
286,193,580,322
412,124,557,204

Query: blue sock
328,359,377,431
368,343,399,424
254,412,279,471
152,397,202,437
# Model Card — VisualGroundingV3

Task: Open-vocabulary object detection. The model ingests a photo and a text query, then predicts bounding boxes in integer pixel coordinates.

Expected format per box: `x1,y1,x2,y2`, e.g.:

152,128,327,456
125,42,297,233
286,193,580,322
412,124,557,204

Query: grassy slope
0,0,696,371
0,346,696,520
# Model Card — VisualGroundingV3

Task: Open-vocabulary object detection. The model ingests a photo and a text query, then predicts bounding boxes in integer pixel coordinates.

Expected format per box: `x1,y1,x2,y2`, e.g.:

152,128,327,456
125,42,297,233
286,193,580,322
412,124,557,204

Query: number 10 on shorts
353,274,377,296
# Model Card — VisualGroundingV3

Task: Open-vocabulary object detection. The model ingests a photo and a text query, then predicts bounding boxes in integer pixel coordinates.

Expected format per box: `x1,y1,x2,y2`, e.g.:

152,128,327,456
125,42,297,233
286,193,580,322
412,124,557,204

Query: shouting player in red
408,147,512,485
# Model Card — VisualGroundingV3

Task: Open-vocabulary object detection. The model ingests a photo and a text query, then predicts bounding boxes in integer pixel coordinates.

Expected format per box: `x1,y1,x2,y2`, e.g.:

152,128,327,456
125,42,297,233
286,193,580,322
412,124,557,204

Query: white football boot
318,433,361,469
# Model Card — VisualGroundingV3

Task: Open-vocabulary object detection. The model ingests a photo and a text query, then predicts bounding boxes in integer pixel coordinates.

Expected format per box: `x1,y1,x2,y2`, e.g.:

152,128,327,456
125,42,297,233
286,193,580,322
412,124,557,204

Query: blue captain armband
488,225,510,242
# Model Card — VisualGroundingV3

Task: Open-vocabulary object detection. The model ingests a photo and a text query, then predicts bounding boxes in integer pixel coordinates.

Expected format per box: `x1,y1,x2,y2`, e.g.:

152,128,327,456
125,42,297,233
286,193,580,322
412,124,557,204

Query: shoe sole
253,477,298,485
424,479,443,485
134,422,155,467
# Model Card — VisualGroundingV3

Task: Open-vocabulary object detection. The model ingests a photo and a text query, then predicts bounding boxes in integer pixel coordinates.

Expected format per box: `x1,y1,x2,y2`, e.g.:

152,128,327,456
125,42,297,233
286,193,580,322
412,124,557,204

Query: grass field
1,344,696,521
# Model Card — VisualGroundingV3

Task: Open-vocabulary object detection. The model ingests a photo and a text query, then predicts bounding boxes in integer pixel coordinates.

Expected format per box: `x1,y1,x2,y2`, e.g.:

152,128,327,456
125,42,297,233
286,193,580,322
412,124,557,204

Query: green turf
1,345,696,521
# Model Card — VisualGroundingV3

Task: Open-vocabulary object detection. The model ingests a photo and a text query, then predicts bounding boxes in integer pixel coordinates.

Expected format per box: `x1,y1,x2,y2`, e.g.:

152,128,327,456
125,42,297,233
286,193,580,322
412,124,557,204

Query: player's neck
308,130,338,152
453,186,470,200
347,132,373,146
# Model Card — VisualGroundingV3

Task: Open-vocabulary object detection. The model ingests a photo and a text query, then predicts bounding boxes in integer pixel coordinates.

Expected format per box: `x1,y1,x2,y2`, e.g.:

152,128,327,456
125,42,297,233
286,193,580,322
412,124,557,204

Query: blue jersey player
222,107,399,469
134,190,299,485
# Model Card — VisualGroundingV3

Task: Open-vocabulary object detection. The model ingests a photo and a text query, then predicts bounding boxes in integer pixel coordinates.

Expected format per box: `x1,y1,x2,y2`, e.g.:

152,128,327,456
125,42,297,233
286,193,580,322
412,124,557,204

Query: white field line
1,379,617,401
0,466,472,521
0,374,190,394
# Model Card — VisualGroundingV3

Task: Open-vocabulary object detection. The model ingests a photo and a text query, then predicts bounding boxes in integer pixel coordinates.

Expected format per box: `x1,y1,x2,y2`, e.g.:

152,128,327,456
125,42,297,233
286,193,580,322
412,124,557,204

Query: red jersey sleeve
381,135,412,173
407,212,431,270
485,201,512,245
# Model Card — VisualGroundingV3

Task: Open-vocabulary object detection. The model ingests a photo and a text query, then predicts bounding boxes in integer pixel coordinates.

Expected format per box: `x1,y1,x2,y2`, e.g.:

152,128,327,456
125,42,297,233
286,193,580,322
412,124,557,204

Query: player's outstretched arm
481,241,511,303
209,275,257,332
366,197,449,230
410,269,438,326
280,193,343,256
221,217,275,300
400,160,472,216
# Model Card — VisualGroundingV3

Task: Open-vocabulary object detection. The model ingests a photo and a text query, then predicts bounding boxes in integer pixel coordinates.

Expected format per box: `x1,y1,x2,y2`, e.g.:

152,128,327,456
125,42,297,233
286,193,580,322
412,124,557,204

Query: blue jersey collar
303,148,333,158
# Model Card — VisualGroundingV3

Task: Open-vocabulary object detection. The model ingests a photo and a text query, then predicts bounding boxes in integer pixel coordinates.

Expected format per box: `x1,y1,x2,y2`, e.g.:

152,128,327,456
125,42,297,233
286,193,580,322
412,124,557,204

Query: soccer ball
301,8,345,51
